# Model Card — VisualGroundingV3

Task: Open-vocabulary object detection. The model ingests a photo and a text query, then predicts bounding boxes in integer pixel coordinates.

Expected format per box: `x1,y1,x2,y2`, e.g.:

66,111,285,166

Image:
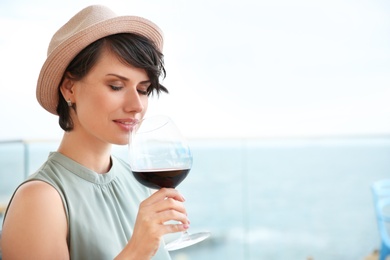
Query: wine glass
128,115,210,251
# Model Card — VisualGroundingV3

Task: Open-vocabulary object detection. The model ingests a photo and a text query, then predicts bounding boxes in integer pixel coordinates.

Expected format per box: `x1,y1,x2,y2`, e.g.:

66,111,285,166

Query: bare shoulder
2,180,69,259
5,180,66,221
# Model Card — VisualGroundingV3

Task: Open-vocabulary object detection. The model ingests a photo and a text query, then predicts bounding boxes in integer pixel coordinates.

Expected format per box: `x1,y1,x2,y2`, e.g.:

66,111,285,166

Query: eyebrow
106,73,151,84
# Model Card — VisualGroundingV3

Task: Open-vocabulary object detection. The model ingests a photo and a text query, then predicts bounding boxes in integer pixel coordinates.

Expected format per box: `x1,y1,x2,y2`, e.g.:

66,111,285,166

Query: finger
157,209,190,225
155,197,187,215
157,188,186,201
162,223,190,235
145,188,185,205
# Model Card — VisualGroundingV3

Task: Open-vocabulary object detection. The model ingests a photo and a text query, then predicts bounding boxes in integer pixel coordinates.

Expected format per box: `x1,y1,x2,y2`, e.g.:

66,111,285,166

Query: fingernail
183,224,190,229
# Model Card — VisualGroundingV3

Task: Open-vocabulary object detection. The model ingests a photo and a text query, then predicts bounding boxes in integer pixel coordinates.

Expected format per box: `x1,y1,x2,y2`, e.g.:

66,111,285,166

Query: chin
110,133,130,146
111,140,128,146
114,137,129,146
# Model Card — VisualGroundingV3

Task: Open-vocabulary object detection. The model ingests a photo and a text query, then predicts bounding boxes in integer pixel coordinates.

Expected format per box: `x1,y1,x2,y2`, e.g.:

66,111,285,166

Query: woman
1,5,189,260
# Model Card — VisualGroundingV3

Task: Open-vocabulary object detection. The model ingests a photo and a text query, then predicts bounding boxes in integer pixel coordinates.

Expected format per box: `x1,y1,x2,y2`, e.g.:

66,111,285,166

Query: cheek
75,93,109,124
78,96,104,114
143,97,149,110
141,97,149,117
75,103,101,129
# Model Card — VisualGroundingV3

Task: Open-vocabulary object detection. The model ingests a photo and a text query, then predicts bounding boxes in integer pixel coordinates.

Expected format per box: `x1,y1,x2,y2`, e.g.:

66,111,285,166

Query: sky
0,0,389,140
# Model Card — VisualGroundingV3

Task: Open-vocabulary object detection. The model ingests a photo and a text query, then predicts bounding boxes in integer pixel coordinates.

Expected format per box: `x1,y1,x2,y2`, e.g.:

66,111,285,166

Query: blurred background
1,0,390,259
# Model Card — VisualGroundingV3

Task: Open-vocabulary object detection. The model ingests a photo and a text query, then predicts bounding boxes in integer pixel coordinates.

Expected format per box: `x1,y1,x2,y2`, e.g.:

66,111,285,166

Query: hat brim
37,15,163,115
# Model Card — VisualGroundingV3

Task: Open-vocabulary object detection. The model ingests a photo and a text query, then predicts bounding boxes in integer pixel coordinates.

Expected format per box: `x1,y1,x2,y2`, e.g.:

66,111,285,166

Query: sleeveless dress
4,152,171,260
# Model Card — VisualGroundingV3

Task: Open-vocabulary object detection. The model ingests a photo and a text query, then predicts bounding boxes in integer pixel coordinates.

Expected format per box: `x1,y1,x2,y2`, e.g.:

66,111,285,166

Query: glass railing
0,137,388,259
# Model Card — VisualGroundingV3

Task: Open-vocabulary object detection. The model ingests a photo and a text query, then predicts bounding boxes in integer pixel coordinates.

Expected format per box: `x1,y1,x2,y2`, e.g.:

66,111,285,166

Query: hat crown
48,5,117,56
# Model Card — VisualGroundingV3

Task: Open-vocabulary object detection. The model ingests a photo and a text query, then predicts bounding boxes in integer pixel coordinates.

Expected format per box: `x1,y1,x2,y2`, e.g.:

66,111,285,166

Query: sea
0,136,388,260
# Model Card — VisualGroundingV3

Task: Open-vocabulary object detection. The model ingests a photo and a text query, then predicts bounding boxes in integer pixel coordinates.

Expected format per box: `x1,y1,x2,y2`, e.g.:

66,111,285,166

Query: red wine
132,169,190,189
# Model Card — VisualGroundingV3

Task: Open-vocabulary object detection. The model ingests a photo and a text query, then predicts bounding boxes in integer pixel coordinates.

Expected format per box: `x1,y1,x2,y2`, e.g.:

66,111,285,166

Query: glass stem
181,231,190,241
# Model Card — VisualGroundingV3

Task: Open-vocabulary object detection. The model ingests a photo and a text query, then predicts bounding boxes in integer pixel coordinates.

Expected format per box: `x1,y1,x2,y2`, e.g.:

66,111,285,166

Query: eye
137,89,148,95
137,84,150,96
110,85,123,91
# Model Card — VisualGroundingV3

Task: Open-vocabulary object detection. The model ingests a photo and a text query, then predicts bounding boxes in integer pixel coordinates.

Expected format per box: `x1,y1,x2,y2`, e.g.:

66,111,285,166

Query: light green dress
4,152,171,260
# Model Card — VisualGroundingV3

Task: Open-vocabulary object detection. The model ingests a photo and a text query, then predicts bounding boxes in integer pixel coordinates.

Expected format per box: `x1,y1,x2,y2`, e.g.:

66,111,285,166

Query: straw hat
36,5,164,115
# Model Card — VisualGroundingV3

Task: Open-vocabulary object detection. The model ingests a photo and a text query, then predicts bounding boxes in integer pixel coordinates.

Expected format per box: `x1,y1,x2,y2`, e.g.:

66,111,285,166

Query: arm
115,188,190,260
1,181,69,260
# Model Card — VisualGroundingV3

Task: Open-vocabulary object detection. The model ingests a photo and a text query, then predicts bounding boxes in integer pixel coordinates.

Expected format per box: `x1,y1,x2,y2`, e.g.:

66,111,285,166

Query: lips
113,118,139,131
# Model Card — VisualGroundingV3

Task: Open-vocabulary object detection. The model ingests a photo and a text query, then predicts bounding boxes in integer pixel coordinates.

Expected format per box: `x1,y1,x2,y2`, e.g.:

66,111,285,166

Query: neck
57,131,112,174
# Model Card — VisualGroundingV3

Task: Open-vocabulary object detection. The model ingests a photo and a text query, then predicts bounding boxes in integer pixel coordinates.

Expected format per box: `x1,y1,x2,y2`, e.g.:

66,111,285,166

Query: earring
67,99,72,107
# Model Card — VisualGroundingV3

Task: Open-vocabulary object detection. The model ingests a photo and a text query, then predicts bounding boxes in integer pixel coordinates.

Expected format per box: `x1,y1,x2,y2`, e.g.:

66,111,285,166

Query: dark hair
57,33,167,131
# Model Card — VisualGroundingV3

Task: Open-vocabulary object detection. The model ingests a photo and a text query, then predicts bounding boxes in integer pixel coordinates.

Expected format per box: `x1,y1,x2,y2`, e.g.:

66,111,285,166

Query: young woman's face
69,48,149,145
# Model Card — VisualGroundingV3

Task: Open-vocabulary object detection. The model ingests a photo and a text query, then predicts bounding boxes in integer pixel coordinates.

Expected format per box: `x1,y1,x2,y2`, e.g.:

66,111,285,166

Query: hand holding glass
128,115,210,251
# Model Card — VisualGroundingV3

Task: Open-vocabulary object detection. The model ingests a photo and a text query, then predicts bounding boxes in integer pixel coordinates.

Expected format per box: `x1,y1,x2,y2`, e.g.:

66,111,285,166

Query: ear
59,73,75,102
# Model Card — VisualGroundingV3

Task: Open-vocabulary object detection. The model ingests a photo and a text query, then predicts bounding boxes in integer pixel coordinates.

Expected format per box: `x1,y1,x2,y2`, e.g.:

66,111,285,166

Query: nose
124,88,144,114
